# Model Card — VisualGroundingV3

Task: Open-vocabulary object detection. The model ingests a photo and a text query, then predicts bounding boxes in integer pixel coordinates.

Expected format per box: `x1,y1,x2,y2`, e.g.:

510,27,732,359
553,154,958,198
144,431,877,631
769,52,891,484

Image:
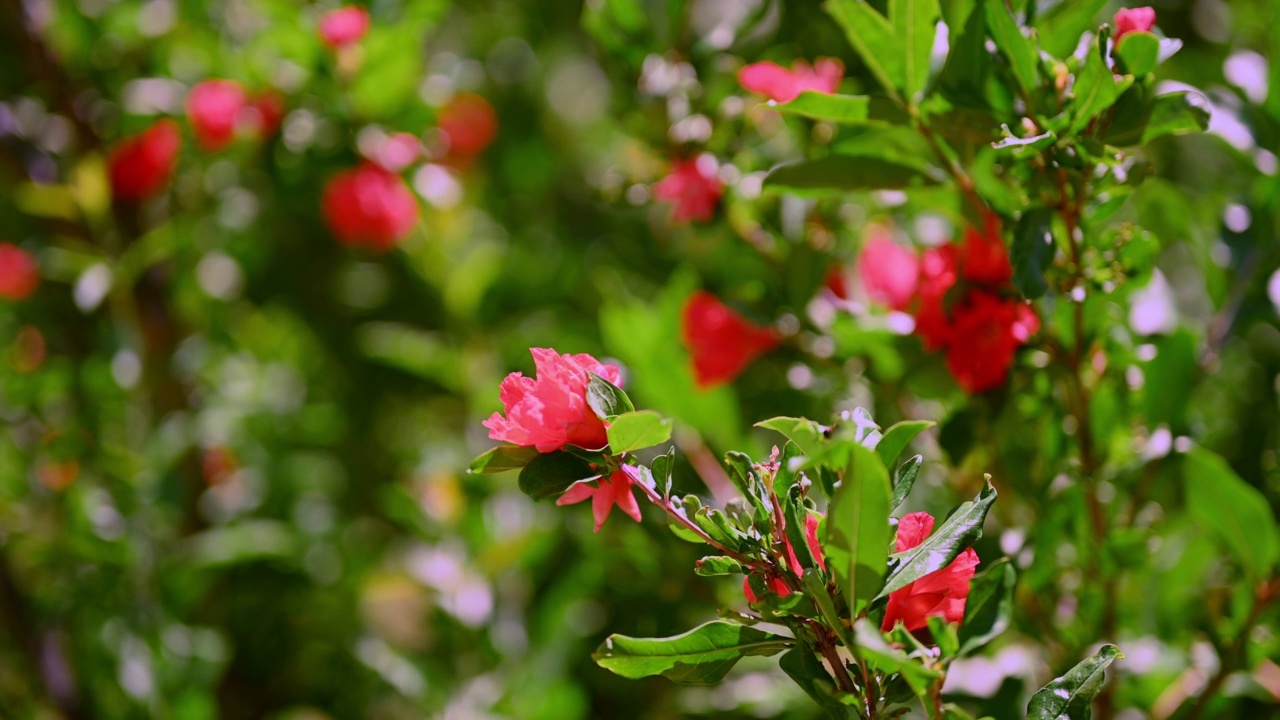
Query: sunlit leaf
593,621,791,684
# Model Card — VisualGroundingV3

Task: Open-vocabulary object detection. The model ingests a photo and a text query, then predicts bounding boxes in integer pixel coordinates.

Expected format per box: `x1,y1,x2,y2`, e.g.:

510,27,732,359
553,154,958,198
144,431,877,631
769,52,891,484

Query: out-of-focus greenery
0,0,1278,718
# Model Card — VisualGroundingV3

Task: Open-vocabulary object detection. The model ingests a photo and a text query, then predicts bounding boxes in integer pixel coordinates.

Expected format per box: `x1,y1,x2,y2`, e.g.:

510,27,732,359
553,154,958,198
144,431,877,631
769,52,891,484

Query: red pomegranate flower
944,291,1040,394
556,466,644,532
858,233,920,311
186,80,247,151
911,244,960,351
738,58,844,103
0,244,40,301
321,163,420,251
438,93,498,159
1114,6,1156,41
107,119,181,202
882,512,980,633
681,291,779,388
653,158,724,224
745,513,825,602
319,6,370,49
241,91,285,139
957,216,1013,285
483,348,623,453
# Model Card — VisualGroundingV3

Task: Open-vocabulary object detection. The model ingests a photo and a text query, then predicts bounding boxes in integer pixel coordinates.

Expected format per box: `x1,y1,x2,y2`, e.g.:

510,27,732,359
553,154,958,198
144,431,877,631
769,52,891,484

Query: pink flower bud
321,163,420,251
653,158,724,224
319,6,370,49
1114,6,1157,41
186,80,247,151
107,119,181,202
858,232,921,311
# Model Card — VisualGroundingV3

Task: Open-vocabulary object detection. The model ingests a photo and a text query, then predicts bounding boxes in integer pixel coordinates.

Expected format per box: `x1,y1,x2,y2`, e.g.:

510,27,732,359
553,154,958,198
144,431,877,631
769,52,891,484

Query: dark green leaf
892,455,923,510
651,446,676,497
957,559,1015,655
1011,207,1056,299
756,416,826,457
695,556,744,577
926,614,960,657
877,481,997,600
825,443,892,614
853,618,942,695
606,410,673,453
890,0,941,98
1033,0,1106,58
780,647,861,718
1184,448,1278,582
593,621,791,684
586,372,634,419
937,0,989,105
765,155,940,193
778,92,872,123
518,451,598,500
985,0,1039,97
468,445,540,474
875,420,934,468
1103,91,1210,147
1115,32,1159,76
1026,645,1123,719
1068,39,1133,136
826,0,906,96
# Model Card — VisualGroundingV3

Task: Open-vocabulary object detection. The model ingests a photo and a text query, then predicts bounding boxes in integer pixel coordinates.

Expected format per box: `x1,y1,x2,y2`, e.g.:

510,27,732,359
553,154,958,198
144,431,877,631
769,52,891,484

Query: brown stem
810,619,859,697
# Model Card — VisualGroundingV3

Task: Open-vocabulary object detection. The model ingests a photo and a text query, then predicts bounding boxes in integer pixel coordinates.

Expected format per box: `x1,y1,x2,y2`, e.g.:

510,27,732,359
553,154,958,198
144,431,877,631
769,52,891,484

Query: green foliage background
1,0,1278,718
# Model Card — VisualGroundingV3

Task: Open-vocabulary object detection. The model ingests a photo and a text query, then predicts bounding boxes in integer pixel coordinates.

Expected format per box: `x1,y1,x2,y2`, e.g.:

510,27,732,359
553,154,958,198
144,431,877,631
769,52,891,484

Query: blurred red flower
882,512,980,633
945,291,1041,394
556,466,644,532
108,119,181,202
321,163,420,250
186,80,246,151
957,216,1013,285
682,291,778,388
912,244,960,350
483,348,623,453
241,91,285,139
858,233,920,311
654,158,723,224
438,93,498,158
319,6,370,49
0,243,40,301
1114,6,1156,40
738,58,843,103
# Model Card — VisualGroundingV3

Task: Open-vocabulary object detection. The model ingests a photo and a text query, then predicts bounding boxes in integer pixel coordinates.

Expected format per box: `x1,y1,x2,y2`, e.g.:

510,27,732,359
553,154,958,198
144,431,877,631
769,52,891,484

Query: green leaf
1067,39,1133,137
755,416,826,457
606,410,673,453
875,420,934,469
892,455,923,510
824,443,892,615
1026,645,1123,720
853,618,942,695
778,92,872,123
765,155,940,193
1115,32,1159,76
586,372,634,420
695,556,744,577
877,481,997,600
780,647,861,718
803,569,853,648
985,0,1039,98
937,0,989,105
1011,207,1056,299
1103,91,1211,147
891,0,941,98
826,0,906,96
518,451,599,500
468,445,540,474
593,621,791,684
1184,448,1279,582
651,446,676,497
957,559,1015,655
1033,0,1106,58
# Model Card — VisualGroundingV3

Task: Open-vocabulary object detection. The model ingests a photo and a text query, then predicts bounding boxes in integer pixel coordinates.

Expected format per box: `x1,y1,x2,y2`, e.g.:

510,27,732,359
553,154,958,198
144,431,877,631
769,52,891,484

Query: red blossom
957,216,1013,285
186,80,247,151
882,512,980,633
241,91,285,138
653,158,723,224
1114,6,1156,41
681,291,779,388
912,244,960,350
556,466,644,532
438,93,498,159
483,348,623,453
858,233,920,311
745,513,825,603
319,6,370,49
321,163,420,250
107,119,181,202
738,58,843,103
944,291,1040,394
0,244,40,301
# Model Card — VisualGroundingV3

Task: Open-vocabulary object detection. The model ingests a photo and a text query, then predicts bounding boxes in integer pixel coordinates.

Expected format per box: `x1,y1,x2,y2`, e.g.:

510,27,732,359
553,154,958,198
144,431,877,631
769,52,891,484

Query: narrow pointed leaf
469,445,540,474
877,481,997,600
593,621,791,684
587,372,634,419
765,156,939,193
756,416,826,457
1026,645,1123,719
891,455,923,510
986,0,1039,97
778,92,872,124
875,420,934,468
1068,40,1133,136
1011,207,1056,299
890,0,940,98
824,443,892,614
826,0,906,95
1103,90,1210,146
1184,447,1278,582
606,410,673,453
957,558,1015,655
518,451,599,500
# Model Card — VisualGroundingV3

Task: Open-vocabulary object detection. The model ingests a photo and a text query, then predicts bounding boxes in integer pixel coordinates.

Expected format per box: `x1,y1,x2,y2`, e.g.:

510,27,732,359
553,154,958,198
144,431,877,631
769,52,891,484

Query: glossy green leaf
1104,91,1211,147
1116,32,1159,76
1033,0,1106,58
606,410,673,453
1184,447,1278,582
892,455,923,510
518,451,599,500
986,0,1039,97
875,420,934,469
1011,207,1056,299
1026,644,1123,719
756,416,826,457
593,621,791,684
877,481,997,600
937,0,989,104
824,443,892,614
1068,40,1133,136
468,444,540,474
826,0,906,95
890,0,941,98
586,372,634,419
778,92,872,123
651,446,676,497
957,558,1015,655
765,155,940,193
694,556,744,577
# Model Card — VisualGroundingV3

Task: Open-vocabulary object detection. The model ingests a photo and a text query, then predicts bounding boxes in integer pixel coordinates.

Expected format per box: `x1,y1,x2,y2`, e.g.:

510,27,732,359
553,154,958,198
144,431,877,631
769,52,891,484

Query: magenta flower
858,232,921,311
483,348,623,453
737,58,843,103
186,80,246,151
653,158,724,224
319,6,370,49
681,291,778,389
556,467,644,532
882,512,980,633
1114,6,1156,41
